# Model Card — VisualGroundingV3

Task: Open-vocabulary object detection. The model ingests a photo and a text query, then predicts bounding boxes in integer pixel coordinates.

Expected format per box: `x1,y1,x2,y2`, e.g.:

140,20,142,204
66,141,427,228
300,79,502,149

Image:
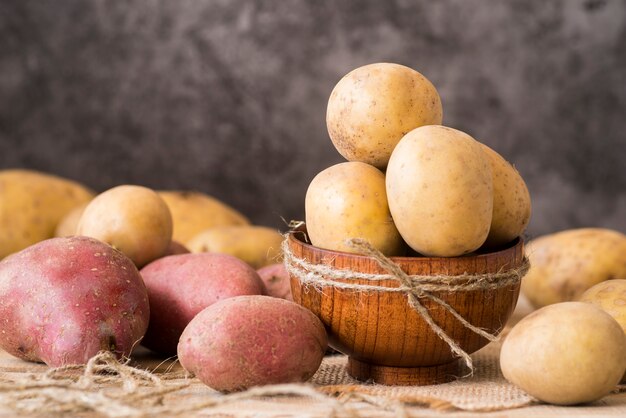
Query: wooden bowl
287,228,524,385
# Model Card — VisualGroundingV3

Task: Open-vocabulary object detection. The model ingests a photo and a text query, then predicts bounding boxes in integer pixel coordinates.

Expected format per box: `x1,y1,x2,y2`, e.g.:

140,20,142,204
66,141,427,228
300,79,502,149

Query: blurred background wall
0,0,624,237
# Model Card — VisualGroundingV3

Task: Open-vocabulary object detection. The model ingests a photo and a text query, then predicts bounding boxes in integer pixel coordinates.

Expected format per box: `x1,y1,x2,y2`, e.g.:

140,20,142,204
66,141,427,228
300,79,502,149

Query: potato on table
0,169,94,259
187,225,283,269
140,253,266,355
178,295,327,392
522,228,626,308
0,236,150,366
257,263,292,300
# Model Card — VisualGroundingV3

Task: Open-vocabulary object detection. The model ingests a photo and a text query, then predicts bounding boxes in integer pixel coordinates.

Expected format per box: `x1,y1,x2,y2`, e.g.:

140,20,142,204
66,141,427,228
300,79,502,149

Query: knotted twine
282,234,530,372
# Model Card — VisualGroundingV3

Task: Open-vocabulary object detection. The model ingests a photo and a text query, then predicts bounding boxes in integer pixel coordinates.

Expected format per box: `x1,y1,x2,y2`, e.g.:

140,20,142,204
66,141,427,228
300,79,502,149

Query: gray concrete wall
0,0,624,237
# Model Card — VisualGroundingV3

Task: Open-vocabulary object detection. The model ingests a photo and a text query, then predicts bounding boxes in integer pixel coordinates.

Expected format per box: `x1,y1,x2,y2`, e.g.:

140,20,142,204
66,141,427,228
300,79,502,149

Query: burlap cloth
0,297,624,417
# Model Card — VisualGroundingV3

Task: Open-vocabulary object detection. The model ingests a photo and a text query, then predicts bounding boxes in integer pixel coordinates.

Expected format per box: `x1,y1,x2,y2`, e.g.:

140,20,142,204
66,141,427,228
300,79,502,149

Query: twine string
283,235,530,372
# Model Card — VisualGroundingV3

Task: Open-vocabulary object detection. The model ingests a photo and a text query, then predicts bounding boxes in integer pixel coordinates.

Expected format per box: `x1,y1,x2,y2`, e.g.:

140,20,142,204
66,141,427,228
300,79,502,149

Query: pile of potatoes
307,63,532,258
0,169,324,392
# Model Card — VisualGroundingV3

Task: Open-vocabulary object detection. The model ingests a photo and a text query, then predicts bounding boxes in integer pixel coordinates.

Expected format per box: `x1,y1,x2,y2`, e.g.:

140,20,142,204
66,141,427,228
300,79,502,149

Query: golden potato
522,228,626,308
77,185,173,267
54,202,90,237
501,302,626,405
187,225,283,269
480,144,531,247
326,63,443,168
159,191,249,243
386,125,493,257
305,162,403,256
0,169,94,259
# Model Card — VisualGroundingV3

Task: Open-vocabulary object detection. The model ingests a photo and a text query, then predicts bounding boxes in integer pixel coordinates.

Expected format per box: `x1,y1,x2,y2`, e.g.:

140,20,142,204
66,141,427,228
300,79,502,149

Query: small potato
77,185,173,268
178,295,328,392
0,236,149,366
501,302,626,405
386,125,493,257
480,144,531,247
327,63,442,168
165,241,190,256
522,228,626,308
305,162,403,256
140,253,266,355
187,225,283,269
0,169,94,259
257,263,292,300
54,202,90,237
159,190,249,243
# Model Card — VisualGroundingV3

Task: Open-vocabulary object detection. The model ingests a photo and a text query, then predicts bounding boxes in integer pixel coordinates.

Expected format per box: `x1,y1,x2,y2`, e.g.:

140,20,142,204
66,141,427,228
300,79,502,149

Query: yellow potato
187,225,283,269
326,63,442,168
386,125,493,257
54,202,90,237
305,162,403,256
159,191,249,243
480,144,531,247
77,185,173,267
0,169,94,259
501,302,626,405
522,228,626,308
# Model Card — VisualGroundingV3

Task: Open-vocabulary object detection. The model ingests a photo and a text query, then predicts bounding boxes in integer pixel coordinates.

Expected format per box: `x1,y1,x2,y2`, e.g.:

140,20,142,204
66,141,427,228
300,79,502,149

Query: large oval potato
159,191,249,243
522,228,626,308
0,236,150,366
501,302,626,405
480,144,531,247
305,162,403,256
77,185,173,268
178,295,327,392
187,225,283,269
386,125,493,257
140,253,266,355
0,169,94,259
326,63,442,168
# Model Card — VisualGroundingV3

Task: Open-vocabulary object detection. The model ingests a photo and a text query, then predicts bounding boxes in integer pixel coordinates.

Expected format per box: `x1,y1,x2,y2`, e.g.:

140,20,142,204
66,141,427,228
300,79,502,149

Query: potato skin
257,263,292,301
327,63,442,168
178,295,327,392
140,253,266,355
500,302,626,405
480,144,531,247
305,162,403,256
386,125,493,257
0,169,94,259
54,202,90,237
77,185,173,268
187,225,283,269
159,191,249,243
0,236,149,366
522,228,626,308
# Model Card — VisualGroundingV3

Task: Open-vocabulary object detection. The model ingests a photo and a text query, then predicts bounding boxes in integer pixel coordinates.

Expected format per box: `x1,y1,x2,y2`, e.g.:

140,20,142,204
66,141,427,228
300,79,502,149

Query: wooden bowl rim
287,226,523,265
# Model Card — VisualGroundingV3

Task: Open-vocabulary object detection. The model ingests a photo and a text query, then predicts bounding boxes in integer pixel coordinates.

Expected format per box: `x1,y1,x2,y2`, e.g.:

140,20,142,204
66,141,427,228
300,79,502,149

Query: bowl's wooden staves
288,230,524,385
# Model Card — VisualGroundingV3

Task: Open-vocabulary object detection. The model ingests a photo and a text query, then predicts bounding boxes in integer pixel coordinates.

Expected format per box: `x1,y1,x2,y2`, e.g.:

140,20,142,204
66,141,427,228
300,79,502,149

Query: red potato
140,253,266,355
257,263,292,300
165,240,190,256
0,236,149,366
178,295,328,392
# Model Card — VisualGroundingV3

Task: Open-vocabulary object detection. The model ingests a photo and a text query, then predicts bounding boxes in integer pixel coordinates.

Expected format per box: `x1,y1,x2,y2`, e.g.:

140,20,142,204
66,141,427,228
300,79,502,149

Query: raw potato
187,225,283,269
178,295,327,392
500,302,626,405
580,280,626,382
140,253,265,355
386,125,493,257
480,144,531,247
522,228,626,308
0,236,150,366
305,162,403,256
77,185,173,268
257,263,292,300
0,169,94,259
159,191,249,243
326,62,442,168
54,202,90,237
